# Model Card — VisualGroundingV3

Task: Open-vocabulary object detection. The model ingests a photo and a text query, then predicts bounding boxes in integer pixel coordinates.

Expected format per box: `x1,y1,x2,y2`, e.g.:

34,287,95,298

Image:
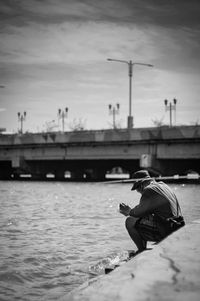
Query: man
119,170,185,253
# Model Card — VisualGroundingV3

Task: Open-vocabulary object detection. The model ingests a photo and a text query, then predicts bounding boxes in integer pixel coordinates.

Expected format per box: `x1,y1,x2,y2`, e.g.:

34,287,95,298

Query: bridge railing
0,125,200,146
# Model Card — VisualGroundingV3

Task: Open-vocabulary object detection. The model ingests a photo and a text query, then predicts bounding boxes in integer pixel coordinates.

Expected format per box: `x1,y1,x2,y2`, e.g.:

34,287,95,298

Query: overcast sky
0,0,200,132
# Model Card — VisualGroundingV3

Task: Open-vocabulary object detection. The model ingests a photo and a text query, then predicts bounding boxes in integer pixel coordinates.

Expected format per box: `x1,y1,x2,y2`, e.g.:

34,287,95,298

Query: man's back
130,181,179,218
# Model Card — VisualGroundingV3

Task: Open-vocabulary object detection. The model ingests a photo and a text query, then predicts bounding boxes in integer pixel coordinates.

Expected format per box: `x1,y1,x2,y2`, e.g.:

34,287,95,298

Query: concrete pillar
127,116,133,129
140,154,166,175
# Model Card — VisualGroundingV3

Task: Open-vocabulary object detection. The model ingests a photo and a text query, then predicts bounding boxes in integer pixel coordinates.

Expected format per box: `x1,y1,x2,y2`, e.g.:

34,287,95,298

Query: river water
0,181,200,301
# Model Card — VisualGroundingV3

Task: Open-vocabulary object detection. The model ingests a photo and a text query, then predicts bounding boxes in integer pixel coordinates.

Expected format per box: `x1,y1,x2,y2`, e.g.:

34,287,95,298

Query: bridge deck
0,126,200,179
0,125,200,146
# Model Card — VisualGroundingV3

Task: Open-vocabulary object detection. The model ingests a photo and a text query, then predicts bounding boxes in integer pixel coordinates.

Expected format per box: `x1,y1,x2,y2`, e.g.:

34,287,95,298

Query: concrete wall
61,220,200,301
0,126,200,180
0,125,200,145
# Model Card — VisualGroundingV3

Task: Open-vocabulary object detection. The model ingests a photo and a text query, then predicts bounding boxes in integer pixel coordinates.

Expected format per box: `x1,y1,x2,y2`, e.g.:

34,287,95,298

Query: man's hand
119,203,131,216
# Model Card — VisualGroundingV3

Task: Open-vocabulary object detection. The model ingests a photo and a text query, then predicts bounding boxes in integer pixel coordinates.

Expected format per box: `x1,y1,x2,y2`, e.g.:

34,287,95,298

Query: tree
152,117,165,127
68,118,87,131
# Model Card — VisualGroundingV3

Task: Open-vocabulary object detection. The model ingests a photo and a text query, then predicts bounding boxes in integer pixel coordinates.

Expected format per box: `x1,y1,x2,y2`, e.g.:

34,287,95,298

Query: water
0,181,200,300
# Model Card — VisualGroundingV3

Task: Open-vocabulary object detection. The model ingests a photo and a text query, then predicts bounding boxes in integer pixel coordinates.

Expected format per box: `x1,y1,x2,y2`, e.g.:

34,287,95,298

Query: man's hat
131,170,151,190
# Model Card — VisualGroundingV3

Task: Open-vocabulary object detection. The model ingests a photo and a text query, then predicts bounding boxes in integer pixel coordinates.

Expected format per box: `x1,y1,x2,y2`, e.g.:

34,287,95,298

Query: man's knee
125,216,137,231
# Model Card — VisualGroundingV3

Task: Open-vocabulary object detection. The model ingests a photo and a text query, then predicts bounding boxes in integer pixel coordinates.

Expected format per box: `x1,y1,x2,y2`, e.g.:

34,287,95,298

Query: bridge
0,125,200,180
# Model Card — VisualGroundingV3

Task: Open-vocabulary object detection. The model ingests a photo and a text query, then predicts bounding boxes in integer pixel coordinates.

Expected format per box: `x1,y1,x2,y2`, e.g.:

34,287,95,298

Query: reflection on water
0,181,199,300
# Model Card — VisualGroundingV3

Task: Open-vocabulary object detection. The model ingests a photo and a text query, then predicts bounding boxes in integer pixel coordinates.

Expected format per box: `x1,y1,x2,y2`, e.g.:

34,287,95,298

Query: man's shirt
129,181,180,218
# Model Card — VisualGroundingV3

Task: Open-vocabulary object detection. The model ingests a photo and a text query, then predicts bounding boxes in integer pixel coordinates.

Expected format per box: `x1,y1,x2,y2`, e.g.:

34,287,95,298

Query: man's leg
125,216,147,252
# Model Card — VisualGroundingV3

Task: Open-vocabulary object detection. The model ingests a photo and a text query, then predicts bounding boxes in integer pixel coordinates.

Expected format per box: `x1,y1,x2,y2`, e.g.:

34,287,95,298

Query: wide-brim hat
131,170,152,190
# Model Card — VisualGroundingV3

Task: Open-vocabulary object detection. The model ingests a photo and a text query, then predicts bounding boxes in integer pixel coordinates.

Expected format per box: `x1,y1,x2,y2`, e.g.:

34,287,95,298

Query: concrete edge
60,220,200,301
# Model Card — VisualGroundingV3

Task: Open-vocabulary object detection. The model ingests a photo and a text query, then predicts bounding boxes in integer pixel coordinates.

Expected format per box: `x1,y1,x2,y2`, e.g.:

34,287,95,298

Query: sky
0,0,200,133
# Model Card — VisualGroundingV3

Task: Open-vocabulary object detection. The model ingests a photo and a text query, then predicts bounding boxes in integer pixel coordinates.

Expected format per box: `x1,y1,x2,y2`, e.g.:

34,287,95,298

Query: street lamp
108,103,120,128
58,107,68,132
107,58,153,129
17,111,26,134
164,98,177,127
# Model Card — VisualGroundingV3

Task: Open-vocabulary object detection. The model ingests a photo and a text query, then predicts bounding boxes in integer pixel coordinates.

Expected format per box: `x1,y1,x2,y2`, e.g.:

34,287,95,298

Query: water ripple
0,181,199,300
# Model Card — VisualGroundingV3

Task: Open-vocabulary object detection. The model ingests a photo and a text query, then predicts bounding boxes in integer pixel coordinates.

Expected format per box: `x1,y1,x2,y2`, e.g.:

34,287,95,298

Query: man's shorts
135,215,164,242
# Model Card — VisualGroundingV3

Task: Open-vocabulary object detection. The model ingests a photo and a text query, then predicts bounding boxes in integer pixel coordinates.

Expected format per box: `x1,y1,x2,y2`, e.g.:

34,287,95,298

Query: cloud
1,0,200,27
0,0,128,26
0,18,156,67
1,0,199,74
0,0,200,131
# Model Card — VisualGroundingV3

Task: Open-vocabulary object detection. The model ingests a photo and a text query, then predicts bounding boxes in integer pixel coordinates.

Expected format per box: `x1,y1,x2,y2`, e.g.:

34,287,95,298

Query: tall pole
108,103,120,129
169,102,172,127
107,58,153,129
62,111,65,132
128,62,132,128
164,98,177,127
173,98,177,125
21,118,23,133
17,111,26,134
113,108,116,128
58,107,68,132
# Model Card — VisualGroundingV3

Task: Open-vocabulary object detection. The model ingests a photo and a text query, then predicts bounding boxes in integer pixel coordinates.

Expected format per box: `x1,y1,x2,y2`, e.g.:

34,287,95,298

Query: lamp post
107,58,153,129
58,107,68,132
108,103,120,128
17,111,26,134
164,98,177,127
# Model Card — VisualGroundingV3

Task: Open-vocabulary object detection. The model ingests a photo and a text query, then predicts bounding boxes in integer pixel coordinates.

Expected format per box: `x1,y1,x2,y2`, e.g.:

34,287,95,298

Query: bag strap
175,197,183,217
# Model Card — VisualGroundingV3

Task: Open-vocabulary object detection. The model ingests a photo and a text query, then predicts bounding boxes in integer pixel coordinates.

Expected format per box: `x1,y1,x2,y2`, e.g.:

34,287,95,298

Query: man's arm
129,188,159,217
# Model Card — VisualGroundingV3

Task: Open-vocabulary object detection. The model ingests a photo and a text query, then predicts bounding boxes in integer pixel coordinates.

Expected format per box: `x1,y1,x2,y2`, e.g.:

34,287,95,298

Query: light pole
108,103,120,128
107,58,153,129
58,107,68,132
164,98,177,127
17,111,26,134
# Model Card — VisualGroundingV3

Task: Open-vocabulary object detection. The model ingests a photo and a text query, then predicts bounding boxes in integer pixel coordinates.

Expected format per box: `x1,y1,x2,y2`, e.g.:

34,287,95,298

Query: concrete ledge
61,220,200,301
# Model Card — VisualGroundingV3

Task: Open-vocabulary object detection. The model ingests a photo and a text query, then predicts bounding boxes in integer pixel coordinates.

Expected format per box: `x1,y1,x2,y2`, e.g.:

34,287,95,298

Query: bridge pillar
140,154,165,175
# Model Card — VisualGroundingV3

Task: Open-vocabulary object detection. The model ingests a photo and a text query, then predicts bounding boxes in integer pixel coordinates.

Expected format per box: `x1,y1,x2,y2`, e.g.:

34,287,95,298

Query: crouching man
119,170,185,253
